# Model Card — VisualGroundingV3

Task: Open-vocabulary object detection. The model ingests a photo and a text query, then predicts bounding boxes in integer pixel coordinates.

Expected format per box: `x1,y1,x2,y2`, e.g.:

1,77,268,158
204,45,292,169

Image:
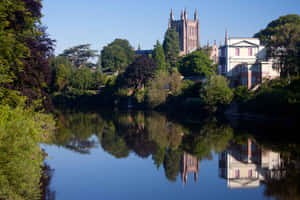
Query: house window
235,169,240,178
235,48,240,56
248,169,252,178
248,48,253,56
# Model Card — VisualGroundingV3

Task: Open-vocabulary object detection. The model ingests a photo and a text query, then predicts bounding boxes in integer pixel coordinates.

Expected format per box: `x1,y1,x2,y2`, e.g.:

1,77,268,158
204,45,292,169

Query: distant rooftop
135,49,153,55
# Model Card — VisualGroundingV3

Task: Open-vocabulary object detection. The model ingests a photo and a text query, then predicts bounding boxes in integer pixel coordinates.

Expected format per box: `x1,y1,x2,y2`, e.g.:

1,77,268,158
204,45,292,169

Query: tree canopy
163,28,180,68
0,0,55,108
59,44,98,68
254,14,300,77
101,39,135,72
177,50,216,77
124,55,157,89
200,74,233,111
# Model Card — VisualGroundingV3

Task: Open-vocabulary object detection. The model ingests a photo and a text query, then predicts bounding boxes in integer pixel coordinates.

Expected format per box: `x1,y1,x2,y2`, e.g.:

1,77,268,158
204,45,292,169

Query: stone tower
169,8,200,56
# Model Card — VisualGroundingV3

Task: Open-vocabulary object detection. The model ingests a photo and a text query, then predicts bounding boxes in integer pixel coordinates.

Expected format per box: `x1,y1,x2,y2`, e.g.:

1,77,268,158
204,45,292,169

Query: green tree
50,56,75,92
101,39,135,72
200,74,233,111
70,68,94,90
60,44,98,68
147,71,169,108
177,50,216,76
163,28,180,68
169,70,183,96
152,40,166,71
0,0,54,108
254,14,300,78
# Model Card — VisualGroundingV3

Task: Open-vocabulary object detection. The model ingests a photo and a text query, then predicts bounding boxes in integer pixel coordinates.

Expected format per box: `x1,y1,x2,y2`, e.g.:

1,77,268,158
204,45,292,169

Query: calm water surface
42,111,299,200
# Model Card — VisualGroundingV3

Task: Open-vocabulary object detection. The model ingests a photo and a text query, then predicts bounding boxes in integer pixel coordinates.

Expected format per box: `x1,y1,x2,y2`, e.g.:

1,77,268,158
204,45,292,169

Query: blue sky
42,0,300,55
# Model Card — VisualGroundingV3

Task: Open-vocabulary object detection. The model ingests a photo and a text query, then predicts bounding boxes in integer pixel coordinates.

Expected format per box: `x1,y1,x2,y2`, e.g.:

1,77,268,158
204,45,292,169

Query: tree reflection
263,161,300,200
50,111,103,154
49,110,299,191
50,111,237,183
40,163,55,200
182,118,233,159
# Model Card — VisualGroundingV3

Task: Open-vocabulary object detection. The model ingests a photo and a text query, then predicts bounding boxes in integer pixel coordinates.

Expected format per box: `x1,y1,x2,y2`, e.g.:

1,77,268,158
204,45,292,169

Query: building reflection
181,152,200,184
219,139,282,188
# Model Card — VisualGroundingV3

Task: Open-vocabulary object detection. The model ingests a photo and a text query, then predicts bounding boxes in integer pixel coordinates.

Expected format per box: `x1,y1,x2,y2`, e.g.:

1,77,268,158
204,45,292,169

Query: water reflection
219,139,282,188
43,111,299,200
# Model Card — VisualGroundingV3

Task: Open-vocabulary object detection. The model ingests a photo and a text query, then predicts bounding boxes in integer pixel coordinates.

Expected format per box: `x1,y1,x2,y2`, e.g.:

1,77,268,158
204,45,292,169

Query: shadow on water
39,110,300,200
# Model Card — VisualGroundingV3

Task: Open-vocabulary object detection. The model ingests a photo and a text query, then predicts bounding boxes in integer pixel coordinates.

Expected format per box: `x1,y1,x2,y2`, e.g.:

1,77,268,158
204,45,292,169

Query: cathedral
169,9,200,56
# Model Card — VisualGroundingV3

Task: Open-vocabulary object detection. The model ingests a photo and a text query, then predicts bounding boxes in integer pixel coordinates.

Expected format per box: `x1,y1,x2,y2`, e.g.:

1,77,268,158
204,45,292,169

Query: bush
234,85,253,103
147,71,169,108
200,75,233,111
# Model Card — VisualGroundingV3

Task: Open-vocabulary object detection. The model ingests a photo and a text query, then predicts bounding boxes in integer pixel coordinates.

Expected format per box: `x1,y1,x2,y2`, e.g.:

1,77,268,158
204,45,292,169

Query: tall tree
124,55,157,90
152,40,166,71
60,44,98,68
254,14,300,78
0,0,55,108
50,56,75,92
177,50,216,76
163,28,180,68
101,39,135,72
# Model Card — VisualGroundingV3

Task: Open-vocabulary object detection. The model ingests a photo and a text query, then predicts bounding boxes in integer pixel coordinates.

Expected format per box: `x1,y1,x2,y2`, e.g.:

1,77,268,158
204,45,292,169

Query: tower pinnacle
194,9,198,20
184,8,188,20
170,8,174,21
225,28,228,45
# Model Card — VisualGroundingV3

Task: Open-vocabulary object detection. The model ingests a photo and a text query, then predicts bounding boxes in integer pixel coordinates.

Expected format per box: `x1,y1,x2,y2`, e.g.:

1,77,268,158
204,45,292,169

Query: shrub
200,75,233,111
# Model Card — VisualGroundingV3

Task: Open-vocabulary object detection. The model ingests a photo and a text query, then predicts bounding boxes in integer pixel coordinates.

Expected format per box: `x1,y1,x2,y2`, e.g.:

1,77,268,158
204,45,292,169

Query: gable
231,40,259,47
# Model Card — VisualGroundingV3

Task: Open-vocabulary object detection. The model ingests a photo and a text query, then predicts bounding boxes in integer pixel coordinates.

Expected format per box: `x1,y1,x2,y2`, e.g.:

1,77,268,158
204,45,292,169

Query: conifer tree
152,40,166,71
163,28,180,68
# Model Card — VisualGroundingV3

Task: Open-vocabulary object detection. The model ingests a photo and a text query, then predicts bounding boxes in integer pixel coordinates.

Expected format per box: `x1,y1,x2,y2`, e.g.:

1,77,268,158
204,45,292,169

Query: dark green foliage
101,39,135,72
254,14,300,77
163,28,180,68
177,50,216,76
163,149,182,182
124,55,157,89
59,44,98,68
255,14,300,44
234,85,253,103
239,77,300,116
152,40,166,71
101,130,130,158
182,118,233,159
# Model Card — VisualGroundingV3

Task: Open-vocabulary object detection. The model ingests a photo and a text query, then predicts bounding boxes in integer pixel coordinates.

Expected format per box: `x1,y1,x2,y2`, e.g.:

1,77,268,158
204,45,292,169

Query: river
41,110,299,200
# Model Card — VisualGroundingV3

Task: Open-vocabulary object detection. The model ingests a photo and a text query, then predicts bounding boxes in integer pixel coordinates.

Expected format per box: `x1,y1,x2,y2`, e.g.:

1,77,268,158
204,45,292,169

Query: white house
218,31,280,88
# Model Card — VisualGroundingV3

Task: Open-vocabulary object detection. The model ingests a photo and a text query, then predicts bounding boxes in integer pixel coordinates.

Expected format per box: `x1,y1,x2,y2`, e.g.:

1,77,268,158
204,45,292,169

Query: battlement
169,8,200,55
